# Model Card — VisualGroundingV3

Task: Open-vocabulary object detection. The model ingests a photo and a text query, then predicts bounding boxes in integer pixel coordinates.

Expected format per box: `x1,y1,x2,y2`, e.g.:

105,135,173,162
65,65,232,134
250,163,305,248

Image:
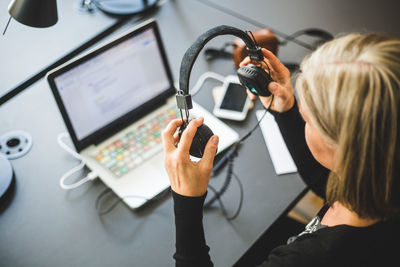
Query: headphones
176,25,274,158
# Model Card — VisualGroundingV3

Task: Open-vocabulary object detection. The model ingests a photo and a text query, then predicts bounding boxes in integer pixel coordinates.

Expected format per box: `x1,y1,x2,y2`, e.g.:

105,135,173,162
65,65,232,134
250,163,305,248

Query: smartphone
213,75,251,121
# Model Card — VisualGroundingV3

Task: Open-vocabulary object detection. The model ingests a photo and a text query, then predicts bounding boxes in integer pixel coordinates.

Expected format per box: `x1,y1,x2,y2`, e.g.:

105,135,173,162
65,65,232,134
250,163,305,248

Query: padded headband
179,25,263,95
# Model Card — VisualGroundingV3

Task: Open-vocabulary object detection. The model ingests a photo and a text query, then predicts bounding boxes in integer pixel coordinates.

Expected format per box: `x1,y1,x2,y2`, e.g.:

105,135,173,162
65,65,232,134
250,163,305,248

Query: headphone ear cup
191,124,214,158
178,121,214,158
237,64,273,97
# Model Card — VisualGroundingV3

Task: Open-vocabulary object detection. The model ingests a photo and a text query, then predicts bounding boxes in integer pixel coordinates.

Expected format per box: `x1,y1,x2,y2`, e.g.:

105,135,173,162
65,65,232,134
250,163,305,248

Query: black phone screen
220,83,247,112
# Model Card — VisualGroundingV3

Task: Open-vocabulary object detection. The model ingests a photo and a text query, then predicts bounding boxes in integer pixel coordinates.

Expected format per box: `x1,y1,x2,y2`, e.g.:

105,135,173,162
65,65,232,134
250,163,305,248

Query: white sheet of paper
256,110,298,175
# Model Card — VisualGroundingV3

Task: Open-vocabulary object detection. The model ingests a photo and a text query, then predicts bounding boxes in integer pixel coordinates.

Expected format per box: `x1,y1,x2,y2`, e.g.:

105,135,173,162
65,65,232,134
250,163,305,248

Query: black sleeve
172,190,213,267
269,100,329,199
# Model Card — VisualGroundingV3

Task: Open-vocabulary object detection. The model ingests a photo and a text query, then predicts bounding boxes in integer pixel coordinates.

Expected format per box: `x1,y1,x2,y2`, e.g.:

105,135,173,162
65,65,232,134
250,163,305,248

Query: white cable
57,132,98,190
57,132,82,160
59,161,86,189
191,71,225,96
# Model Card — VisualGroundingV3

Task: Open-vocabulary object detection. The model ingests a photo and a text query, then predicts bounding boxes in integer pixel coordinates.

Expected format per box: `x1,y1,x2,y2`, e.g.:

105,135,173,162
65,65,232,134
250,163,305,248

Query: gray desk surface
1,1,399,266
0,0,120,100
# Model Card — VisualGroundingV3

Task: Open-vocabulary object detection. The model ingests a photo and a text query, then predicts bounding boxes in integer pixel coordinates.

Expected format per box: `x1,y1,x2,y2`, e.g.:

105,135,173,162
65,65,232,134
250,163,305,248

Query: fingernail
211,135,219,145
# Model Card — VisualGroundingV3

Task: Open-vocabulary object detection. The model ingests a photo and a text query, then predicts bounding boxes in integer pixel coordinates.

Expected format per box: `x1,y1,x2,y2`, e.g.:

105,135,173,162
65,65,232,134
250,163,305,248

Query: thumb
200,135,219,168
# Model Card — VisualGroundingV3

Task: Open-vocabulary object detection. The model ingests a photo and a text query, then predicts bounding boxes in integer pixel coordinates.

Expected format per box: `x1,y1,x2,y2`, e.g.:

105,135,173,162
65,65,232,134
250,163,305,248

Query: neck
321,201,380,227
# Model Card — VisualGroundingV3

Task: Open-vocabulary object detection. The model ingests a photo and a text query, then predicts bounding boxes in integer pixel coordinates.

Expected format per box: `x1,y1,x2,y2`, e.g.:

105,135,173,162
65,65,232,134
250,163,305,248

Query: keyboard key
94,104,176,178
105,159,117,169
110,165,119,173
141,139,148,145
120,166,129,174
100,156,110,165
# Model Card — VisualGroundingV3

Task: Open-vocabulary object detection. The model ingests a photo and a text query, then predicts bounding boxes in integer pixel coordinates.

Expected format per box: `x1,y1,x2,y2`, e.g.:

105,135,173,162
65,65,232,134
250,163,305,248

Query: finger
178,117,204,153
199,135,219,169
261,48,288,73
162,119,183,152
239,56,251,67
173,133,180,146
246,89,257,100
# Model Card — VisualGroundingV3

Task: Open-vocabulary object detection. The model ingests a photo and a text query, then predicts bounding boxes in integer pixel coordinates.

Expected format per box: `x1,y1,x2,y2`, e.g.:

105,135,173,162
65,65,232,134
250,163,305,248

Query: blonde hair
296,33,400,219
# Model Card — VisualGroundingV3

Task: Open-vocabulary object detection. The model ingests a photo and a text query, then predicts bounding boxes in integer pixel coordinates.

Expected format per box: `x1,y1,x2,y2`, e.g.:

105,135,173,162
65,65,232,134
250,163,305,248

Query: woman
162,33,400,266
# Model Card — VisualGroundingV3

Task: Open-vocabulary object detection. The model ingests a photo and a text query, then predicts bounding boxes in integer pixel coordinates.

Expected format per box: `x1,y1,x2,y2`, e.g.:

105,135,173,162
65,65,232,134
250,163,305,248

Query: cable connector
86,171,98,181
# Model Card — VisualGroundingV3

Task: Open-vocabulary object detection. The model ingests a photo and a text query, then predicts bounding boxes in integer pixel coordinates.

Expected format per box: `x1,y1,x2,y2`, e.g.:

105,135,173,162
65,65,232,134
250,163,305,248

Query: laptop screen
48,20,175,152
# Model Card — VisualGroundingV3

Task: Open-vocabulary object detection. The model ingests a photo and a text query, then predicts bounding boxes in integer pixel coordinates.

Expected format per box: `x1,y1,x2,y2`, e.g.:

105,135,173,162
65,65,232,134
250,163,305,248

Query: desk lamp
0,0,57,203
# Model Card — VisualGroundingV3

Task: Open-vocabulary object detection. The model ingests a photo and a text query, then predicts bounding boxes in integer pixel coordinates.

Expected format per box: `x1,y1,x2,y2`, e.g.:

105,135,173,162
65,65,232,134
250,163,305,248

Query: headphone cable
206,96,273,218
212,95,273,175
207,171,244,221
95,187,171,215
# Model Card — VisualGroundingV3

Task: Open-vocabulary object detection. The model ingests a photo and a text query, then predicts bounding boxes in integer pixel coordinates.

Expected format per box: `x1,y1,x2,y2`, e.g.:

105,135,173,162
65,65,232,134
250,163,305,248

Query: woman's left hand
162,117,219,197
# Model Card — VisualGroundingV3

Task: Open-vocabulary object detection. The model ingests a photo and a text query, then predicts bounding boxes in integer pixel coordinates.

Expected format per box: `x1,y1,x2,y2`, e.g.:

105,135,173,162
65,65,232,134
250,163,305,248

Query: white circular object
0,130,33,159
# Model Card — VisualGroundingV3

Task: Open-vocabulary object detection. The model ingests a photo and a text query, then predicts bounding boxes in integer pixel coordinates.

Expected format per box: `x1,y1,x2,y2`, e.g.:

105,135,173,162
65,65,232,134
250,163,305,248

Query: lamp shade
8,0,58,28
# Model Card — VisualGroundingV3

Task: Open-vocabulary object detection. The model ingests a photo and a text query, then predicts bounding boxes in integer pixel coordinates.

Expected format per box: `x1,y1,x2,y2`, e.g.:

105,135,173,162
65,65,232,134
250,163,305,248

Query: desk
0,0,123,103
0,1,399,266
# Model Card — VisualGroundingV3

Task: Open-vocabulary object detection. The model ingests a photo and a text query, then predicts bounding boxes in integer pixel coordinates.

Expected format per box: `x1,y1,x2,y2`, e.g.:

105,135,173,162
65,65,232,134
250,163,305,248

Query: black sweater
172,102,400,267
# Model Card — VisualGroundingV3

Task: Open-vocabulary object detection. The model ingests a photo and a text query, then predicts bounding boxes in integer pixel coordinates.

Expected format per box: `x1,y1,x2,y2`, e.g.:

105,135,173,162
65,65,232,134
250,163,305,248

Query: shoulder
260,218,400,267
261,229,332,267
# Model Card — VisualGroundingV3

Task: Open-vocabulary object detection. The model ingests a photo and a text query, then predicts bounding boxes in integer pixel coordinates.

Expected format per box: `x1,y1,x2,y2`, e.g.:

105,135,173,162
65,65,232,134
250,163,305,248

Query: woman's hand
162,117,219,197
240,48,295,113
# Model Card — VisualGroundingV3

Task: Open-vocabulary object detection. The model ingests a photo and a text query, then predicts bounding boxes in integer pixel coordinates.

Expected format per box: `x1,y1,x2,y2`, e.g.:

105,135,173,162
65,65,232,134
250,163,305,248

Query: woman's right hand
162,118,219,197
239,48,295,113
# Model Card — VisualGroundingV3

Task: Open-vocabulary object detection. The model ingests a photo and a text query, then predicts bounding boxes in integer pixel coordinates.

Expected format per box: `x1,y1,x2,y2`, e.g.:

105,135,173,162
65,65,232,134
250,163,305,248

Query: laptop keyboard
94,105,179,178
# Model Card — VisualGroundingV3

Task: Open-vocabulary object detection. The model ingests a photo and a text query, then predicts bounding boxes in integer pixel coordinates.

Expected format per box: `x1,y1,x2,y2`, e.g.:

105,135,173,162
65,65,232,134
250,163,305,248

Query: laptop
47,19,239,209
